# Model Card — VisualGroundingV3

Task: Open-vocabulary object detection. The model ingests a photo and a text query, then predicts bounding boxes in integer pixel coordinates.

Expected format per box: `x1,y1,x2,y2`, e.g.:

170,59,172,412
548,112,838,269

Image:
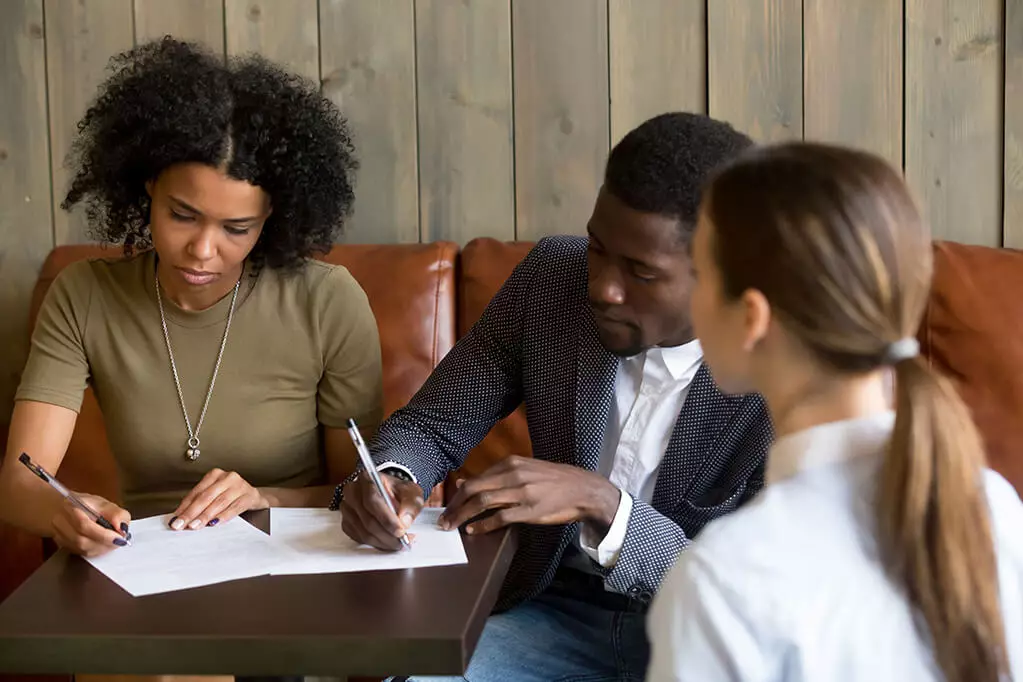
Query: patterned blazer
369,236,774,612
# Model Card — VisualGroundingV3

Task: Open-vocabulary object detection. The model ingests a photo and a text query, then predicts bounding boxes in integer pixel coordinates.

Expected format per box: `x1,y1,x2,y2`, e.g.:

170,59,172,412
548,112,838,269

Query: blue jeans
397,577,650,682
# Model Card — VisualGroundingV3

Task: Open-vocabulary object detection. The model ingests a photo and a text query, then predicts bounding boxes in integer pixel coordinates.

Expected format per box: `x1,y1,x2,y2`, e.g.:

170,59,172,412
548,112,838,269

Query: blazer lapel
572,313,617,471
652,364,740,509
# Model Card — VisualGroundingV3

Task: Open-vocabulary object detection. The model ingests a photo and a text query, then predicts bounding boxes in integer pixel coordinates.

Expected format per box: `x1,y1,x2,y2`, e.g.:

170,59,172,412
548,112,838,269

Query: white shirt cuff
377,461,418,485
580,488,632,568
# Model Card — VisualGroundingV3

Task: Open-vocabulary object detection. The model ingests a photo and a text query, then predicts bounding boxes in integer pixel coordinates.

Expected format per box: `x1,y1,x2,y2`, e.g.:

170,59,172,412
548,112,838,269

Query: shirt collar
766,411,896,485
650,339,704,382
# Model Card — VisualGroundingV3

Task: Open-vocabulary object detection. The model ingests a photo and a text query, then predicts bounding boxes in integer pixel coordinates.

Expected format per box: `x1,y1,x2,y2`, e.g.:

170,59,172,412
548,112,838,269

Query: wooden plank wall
0,0,1015,420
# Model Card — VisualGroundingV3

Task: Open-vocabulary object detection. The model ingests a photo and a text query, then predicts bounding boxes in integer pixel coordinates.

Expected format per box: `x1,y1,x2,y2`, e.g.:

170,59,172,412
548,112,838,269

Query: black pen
18,453,131,545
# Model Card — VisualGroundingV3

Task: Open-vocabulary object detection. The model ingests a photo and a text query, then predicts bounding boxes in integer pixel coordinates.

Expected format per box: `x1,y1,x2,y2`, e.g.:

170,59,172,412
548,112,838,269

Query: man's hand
438,456,621,537
339,472,425,552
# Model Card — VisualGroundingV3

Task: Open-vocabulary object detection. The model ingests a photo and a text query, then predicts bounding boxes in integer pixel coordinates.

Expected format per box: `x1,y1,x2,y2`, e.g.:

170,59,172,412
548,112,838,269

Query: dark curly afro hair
62,36,358,270
604,112,753,239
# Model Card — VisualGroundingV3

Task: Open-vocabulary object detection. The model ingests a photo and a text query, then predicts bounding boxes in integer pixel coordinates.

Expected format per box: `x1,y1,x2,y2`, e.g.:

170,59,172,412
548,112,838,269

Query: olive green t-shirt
16,250,383,518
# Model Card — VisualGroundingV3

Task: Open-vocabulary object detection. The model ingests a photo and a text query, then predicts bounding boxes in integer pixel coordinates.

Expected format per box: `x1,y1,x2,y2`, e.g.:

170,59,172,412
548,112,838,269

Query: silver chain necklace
155,270,240,462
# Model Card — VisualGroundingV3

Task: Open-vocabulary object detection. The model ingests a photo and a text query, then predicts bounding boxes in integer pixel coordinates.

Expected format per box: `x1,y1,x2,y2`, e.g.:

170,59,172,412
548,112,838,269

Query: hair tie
883,338,919,365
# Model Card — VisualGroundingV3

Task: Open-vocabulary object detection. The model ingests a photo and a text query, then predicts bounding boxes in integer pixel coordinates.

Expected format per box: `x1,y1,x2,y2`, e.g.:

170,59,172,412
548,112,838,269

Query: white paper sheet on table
84,514,287,597
268,506,467,575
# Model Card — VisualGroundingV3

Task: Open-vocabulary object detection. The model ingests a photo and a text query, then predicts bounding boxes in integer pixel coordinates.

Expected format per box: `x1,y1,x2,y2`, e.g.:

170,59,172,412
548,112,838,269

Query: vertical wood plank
1005,0,1023,247
803,0,902,167
513,0,609,240
319,0,418,245
708,0,802,142
905,0,1003,246
0,0,52,422
225,0,319,82
45,0,135,245
416,0,514,243
609,0,706,144
134,0,225,53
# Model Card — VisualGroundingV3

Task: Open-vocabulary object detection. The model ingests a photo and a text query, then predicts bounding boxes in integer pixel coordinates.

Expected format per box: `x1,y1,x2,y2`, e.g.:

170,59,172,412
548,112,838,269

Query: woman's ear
740,288,771,353
144,180,154,198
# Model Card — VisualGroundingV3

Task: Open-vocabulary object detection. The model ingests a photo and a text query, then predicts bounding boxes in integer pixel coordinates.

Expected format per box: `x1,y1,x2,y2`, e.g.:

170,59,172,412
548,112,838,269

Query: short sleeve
313,266,384,433
15,262,94,413
646,551,769,682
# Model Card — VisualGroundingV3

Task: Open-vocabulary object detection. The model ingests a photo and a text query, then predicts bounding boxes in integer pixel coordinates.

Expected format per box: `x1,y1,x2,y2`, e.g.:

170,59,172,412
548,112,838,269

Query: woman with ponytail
645,141,1022,682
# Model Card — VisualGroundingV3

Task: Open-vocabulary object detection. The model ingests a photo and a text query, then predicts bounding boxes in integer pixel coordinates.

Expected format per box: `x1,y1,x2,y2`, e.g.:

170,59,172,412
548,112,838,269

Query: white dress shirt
574,339,704,568
645,411,1023,682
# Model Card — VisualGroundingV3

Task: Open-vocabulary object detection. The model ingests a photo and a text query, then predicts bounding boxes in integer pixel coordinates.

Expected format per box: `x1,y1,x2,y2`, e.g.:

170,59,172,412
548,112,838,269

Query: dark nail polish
120,522,129,533
113,538,128,547
207,518,219,527
168,516,178,528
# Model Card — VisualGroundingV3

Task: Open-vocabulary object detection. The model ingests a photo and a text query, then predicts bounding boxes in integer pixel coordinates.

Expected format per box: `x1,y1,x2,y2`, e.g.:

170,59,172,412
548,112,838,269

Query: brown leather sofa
1,237,1022,676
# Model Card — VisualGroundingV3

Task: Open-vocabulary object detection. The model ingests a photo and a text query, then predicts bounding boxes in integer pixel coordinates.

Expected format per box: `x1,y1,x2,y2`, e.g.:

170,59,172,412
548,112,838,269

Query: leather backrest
919,241,1023,494
452,239,536,486
24,243,458,502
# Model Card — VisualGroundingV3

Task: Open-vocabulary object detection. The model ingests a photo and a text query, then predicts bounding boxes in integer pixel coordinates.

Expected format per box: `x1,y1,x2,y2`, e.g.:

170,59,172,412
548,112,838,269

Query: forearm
1,400,78,537
258,484,334,508
0,474,66,537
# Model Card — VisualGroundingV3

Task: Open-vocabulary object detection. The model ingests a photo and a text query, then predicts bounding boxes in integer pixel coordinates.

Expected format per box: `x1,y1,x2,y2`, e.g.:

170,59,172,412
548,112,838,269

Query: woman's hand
51,494,131,557
169,468,269,530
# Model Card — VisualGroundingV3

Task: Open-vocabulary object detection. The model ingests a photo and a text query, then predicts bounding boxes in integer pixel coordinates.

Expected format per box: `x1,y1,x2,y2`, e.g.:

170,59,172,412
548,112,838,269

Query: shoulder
45,250,148,307
511,235,589,299
263,259,376,337
523,235,588,271
261,258,368,306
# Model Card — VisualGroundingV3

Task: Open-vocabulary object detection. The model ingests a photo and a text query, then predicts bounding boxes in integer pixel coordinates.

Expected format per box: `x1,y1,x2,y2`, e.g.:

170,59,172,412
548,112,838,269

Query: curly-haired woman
0,37,382,558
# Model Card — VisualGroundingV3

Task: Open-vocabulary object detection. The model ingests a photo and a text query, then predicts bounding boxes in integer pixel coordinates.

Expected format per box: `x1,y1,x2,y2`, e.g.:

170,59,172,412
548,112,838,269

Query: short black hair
62,37,358,270
604,112,753,232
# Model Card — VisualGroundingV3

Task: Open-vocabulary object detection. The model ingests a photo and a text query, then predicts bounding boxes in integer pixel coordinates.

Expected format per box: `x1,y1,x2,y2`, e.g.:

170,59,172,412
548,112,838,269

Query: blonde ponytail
879,356,1008,682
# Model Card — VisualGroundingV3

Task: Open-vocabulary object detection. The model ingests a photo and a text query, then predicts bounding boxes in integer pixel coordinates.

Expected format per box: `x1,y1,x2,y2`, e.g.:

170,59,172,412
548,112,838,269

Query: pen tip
346,418,356,428
18,453,29,464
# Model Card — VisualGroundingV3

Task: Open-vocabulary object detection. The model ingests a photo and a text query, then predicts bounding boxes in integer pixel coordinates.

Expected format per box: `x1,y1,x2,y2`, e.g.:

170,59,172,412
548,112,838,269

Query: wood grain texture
0,0,52,424
905,0,1003,246
513,0,609,240
45,0,134,245
416,0,514,243
1005,0,1023,247
708,0,802,142
804,0,902,167
134,0,224,52
225,0,318,81
319,0,419,244
609,0,706,144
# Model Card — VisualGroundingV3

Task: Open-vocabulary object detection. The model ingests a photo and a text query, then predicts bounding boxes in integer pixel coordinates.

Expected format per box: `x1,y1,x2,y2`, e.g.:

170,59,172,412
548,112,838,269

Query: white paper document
268,506,468,576
84,514,287,597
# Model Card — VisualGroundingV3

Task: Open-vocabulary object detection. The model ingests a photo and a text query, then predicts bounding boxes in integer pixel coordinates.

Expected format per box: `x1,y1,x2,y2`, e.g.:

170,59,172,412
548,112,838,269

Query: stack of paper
83,508,467,597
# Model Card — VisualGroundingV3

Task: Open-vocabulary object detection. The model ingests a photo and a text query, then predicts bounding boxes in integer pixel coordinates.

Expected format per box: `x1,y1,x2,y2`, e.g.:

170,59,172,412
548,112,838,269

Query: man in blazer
338,112,774,682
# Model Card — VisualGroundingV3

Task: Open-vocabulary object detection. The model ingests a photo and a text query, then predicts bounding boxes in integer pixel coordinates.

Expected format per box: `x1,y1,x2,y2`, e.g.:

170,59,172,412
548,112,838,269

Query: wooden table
0,511,517,679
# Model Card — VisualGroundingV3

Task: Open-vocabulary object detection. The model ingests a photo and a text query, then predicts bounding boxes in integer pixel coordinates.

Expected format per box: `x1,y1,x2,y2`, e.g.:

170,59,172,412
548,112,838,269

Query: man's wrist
585,475,622,536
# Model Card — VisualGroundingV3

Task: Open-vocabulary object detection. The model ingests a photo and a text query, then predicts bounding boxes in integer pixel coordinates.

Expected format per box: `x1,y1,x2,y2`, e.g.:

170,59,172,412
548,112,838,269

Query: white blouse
645,411,1023,682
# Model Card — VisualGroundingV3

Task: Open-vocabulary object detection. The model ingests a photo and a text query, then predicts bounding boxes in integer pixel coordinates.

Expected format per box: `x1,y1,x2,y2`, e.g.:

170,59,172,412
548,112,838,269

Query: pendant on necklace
185,437,201,462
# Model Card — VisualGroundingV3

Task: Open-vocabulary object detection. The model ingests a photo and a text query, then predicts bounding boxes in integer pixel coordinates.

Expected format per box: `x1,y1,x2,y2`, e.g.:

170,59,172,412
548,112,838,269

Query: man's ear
740,288,771,353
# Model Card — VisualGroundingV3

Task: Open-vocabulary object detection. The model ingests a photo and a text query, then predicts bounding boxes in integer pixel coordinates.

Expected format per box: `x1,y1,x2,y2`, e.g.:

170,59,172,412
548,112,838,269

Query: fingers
440,470,522,530
172,468,224,518
170,470,264,530
392,479,425,529
439,480,523,531
53,503,125,557
343,495,403,551
466,505,530,536
90,496,132,540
